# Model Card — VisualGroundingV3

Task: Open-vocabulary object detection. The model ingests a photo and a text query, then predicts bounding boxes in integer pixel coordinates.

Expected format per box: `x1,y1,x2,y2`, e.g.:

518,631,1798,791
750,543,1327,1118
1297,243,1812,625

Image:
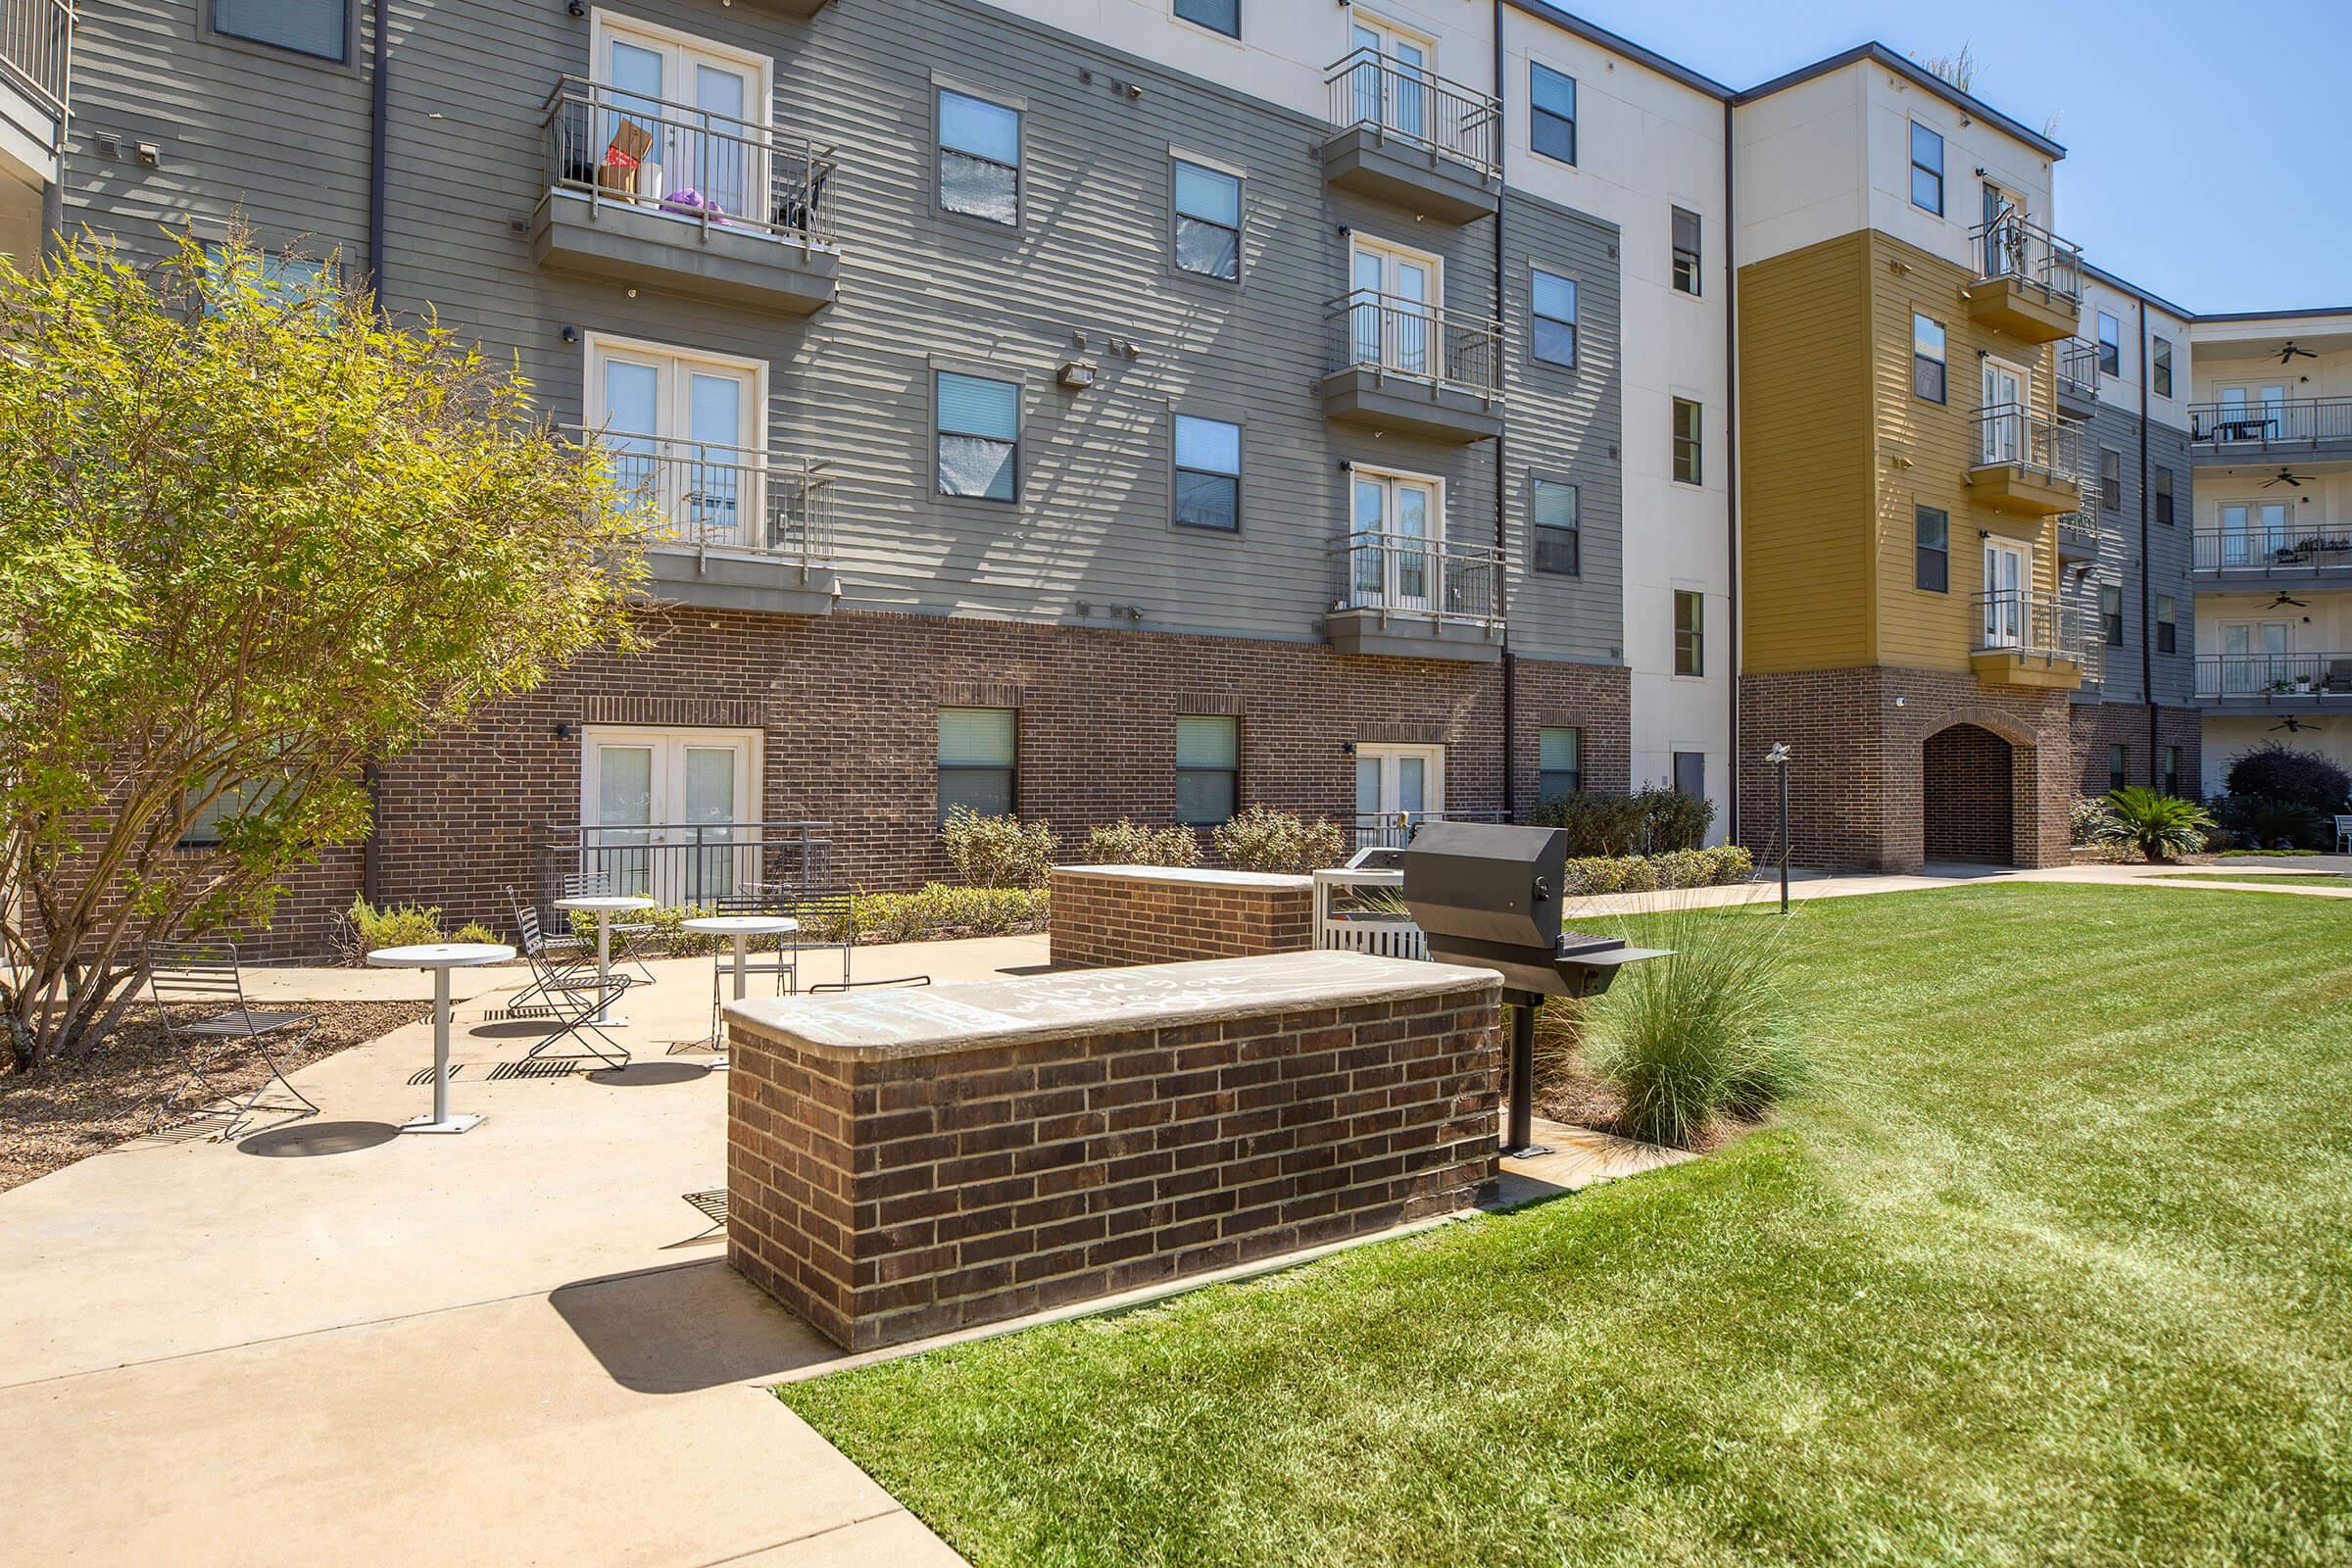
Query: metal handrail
1327,287,1501,400
540,820,837,911
540,75,838,246
1346,809,1506,853
0,0,72,125
1329,529,1503,627
1972,590,2092,663
1972,210,2082,303
2196,654,2352,701
1322,46,1500,177
1976,401,2088,485
2056,337,2101,403
2188,396,2352,448
573,426,833,568
2056,495,2104,554
2192,525,2352,572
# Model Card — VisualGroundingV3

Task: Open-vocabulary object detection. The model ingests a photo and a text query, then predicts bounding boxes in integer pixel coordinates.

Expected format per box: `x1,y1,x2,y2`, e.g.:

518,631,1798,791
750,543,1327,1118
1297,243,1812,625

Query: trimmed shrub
1584,905,1802,1150
2093,787,2213,862
1083,819,1201,867
850,884,1051,945
2070,796,2118,847
2213,794,2327,853
342,897,442,959
1558,844,1752,896
941,807,1058,889
453,921,500,947
2225,743,2351,814
1210,806,1347,875
1527,786,1714,857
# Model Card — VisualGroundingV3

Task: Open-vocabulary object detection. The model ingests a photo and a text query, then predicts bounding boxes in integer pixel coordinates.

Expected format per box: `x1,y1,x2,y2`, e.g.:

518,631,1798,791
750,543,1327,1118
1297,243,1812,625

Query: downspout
1494,0,1514,822
362,0,392,903
1722,96,1740,843
2137,295,2155,783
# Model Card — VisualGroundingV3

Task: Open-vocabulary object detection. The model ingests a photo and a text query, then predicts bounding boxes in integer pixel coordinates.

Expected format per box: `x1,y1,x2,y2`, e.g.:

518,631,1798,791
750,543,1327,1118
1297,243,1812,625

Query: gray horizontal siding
2080,402,2195,707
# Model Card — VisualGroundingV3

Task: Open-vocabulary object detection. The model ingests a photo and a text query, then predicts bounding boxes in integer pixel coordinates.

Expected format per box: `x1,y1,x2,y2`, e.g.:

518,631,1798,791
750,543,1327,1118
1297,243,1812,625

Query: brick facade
1737,666,2075,872
1047,867,1312,969
205,610,1632,956
2070,702,2205,801
725,955,1502,1350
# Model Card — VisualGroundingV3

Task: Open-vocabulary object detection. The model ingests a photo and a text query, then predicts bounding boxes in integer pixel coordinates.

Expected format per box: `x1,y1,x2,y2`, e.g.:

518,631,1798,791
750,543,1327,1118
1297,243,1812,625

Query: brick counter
1049,864,1314,968
725,951,1501,1351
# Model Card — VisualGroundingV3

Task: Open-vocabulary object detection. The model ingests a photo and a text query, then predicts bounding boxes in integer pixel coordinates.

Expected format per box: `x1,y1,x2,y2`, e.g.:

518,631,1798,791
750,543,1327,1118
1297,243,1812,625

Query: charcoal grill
1399,820,1667,1155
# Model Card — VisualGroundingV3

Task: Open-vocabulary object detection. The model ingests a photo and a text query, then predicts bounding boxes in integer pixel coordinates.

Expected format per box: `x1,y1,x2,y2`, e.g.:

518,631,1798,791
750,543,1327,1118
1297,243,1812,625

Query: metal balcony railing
540,820,837,912
2192,524,2352,573
1977,402,2088,485
1329,288,1501,401
2056,493,2104,557
1331,530,1503,628
2196,654,2352,702
2188,396,2352,450
1347,808,1506,854
541,76,838,246
576,427,834,568
1973,590,2093,664
0,0,72,126
1323,47,1500,177
1972,210,2082,305
2056,337,2101,405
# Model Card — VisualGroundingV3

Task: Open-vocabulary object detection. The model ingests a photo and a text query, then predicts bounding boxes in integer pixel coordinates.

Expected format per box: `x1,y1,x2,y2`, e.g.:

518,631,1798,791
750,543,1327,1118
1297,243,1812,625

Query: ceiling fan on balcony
2261,467,2309,488
2272,716,2324,734
2265,591,2311,609
2277,341,2320,364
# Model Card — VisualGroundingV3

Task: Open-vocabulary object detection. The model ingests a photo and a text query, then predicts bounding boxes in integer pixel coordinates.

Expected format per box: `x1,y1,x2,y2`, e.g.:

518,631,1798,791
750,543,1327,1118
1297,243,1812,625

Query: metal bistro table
551,893,656,1026
366,941,514,1134
680,914,800,1062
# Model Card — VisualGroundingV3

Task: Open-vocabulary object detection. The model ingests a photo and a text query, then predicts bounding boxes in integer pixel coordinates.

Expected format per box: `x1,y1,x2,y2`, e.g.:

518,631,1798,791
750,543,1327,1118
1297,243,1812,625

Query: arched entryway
1922,723,2015,864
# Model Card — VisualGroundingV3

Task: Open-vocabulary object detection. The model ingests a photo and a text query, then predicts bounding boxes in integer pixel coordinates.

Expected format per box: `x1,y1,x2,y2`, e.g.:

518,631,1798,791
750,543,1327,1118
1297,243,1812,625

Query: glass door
1982,538,2026,648
1354,745,1445,845
1348,469,1441,612
1349,236,1438,379
1982,359,2026,463
597,22,765,217
2220,502,2254,566
1348,18,1432,142
588,340,761,547
582,730,760,906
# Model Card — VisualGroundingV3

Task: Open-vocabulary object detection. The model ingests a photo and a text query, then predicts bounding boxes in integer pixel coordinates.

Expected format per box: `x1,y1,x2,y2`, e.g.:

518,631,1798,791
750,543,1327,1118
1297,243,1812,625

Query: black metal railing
541,75,837,246
2056,337,2101,405
1330,530,1503,627
2196,654,2352,702
1328,287,1501,400
1977,402,2089,485
1348,808,1505,853
539,820,836,910
1323,47,1500,177
1972,210,2082,304
2188,397,2352,450
0,0,72,126
572,426,833,566
2192,525,2352,573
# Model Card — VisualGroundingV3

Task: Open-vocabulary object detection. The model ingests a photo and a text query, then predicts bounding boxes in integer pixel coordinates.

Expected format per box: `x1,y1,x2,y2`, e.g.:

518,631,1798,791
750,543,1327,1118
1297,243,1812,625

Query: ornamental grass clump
1583,905,1802,1150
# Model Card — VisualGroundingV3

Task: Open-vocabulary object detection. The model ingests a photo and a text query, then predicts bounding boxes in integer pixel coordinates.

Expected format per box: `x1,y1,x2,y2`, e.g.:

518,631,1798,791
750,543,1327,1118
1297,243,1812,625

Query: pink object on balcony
660,188,728,222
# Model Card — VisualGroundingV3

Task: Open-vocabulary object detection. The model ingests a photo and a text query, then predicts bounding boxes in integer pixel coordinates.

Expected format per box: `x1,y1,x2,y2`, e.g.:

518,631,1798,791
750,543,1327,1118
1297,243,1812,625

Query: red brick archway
1922,722,2016,864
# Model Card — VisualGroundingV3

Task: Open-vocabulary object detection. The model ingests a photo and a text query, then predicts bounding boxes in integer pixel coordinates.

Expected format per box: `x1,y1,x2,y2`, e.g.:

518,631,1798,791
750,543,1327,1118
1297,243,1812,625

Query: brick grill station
1048,865,1314,969
725,952,1502,1351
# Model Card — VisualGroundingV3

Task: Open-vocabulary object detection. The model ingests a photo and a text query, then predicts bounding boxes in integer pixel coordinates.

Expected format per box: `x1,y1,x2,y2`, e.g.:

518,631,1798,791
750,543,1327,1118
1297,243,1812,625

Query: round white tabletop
364,943,513,1136
678,915,801,936
550,896,656,913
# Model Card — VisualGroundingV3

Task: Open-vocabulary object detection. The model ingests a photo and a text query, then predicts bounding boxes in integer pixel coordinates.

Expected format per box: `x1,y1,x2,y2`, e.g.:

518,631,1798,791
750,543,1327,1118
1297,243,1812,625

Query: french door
587,337,763,548
2219,621,2292,697
582,729,760,906
2220,499,2292,566
1354,745,1445,843
597,20,766,218
1981,538,2028,648
1348,16,1433,142
1350,467,1442,612
1349,235,1440,378
2218,382,2289,440
1981,359,2027,463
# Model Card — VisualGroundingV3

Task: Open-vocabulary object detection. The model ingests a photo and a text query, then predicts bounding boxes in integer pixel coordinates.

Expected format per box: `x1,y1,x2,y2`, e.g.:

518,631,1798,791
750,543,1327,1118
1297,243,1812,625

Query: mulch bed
0,1000,430,1193
1532,1004,1753,1155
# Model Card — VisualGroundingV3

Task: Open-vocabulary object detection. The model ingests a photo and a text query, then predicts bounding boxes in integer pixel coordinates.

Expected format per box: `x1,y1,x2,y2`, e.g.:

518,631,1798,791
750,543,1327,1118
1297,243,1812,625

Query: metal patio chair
2335,814,2352,855
563,870,662,985
503,889,604,1014
508,907,632,1070
144,941,321,1138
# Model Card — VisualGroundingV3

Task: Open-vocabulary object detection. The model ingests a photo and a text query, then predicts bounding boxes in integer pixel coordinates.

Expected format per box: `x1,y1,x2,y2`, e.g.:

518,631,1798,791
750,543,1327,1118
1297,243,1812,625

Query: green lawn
2160,872,2352,887
779,885,2352,1567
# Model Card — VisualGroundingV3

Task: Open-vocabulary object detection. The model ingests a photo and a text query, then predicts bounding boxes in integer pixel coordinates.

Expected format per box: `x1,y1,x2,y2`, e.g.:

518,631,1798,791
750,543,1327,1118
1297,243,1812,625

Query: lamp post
1765,743,1792,914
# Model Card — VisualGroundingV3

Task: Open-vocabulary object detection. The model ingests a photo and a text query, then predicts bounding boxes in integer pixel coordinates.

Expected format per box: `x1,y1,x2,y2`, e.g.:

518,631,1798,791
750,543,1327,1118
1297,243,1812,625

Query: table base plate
401,1112,484,1135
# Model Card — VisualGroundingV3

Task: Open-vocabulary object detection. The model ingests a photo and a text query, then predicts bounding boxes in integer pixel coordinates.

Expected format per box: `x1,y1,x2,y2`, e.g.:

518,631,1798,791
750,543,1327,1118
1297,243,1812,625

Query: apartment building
11,0,2328,945
0,0,65,264
2185,311,2352,792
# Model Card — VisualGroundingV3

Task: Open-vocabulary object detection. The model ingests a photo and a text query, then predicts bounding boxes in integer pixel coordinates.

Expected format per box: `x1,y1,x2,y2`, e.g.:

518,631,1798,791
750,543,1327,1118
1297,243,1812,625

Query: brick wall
1737,665,2074,872
725,955,1502,1351
1048,867,1312,968
2071,702,2205,800
1921,723,2015,862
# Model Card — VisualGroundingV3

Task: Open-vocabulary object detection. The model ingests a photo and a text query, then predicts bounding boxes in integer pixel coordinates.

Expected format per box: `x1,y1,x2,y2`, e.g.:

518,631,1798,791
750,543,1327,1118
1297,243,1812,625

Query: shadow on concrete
586,1061,710,1088
238,1120,401,1158
548,1259,840,1394
466,1019,566,1040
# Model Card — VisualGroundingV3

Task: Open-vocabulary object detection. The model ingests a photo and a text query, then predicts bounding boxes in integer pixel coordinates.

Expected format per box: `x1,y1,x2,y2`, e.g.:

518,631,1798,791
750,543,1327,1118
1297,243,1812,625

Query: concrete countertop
726,950,1498,1060
1048,863,1314,890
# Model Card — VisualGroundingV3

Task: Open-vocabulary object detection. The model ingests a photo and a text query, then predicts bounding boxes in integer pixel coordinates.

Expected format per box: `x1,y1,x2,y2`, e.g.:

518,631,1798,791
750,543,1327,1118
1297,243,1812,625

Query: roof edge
2192,305,2352,324
1503,0,1735,99
1733,42,2067,162
2079,262,2197,323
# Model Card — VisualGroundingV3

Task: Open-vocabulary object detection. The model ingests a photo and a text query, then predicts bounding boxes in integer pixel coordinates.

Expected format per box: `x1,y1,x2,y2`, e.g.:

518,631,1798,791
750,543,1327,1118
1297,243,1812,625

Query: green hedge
1559,845,1753,896
563,884,1050,954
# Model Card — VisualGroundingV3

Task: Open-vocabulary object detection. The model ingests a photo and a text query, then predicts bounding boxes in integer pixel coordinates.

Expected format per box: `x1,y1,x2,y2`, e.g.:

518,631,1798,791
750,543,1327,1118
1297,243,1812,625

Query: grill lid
1398,820,1567,953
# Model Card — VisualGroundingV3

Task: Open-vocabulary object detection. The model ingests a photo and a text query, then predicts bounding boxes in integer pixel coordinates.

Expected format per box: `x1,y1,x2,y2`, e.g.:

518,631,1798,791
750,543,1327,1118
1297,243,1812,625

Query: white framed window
589,12,771,219
1530,61,1576,165
1173,0,1238,40
1348,233,1444,379
1672,397,1703,486
1531,267,1578,368
1175,715,1241,825
585,332,766,550
1173,413,1241,532
1673,589,1703,675
1909,121,1944,215
2152,335,2174,398
938,84,1021,225
939,707,1017,822
1355,744,1444,825
936,369,1020,502
1172,157,1241,281
581,726,762,904
1538,727,1582,801
1671,207,1701,296
1347,464,1446,612
1981,538,2029,648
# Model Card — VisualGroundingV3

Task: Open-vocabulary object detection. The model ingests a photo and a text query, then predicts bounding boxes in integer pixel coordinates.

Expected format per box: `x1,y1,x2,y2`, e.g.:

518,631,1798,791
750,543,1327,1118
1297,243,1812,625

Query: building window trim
934,365,1022,505
1530,60,1577,167
2096,310,2122,377
1529,472,1579,577
1914,505,1949,594
1538,725,1583,802
1171,0,1240,41
935,80,1024,228
209,0,355,65
938,707,1018,825
1909,121,1944,216
1673,588,1704,677
1175,713,1241,826
1170,155,1243,284
1670,206,1701,297
1171,411,1242,533
1529,265,1578,369
2152,335,2174,399
1671,396,1703,488
2100,581,2125,648
1912,313,1947,405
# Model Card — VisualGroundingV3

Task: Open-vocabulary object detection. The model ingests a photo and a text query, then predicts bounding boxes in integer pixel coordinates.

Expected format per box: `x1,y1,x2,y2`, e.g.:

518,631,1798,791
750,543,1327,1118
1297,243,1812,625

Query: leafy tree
0,229,646,1069
2093,787,2214,863
2223,742,2351,814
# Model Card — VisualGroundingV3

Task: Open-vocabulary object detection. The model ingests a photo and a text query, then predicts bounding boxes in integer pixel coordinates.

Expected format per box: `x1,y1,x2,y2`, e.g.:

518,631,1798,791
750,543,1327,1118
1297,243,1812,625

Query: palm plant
2094,786,2214,863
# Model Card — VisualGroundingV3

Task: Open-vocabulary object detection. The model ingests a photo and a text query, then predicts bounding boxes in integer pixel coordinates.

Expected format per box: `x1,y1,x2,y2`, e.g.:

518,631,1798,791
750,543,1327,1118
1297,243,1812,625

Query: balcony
1962,213,2083,344
1971,592,2090,690
1318,48,1499,223
2055,337,2101,421
1324,531,1503,662
582,429,837,614
1321,290,1502,443
2196,653,2352,712
532,77,839,316
2191,523,2352,582
2188,397,2352,464
2055,494,2104,564
0,0,72,187
1969,404,2086,516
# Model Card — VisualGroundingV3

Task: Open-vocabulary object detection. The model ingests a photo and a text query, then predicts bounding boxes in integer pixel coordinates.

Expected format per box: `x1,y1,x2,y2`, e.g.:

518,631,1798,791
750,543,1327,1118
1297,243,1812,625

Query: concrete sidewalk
0,933,1049,1567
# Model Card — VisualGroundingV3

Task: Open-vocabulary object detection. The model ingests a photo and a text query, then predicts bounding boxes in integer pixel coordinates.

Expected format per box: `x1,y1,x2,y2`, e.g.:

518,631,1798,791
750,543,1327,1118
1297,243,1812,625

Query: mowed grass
779,885,2352,1567
2159,872,2352,888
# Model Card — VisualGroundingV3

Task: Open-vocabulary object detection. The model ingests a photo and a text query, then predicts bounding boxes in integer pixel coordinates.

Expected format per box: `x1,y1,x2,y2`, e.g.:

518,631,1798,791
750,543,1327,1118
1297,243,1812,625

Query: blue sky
1560,0,2350,315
